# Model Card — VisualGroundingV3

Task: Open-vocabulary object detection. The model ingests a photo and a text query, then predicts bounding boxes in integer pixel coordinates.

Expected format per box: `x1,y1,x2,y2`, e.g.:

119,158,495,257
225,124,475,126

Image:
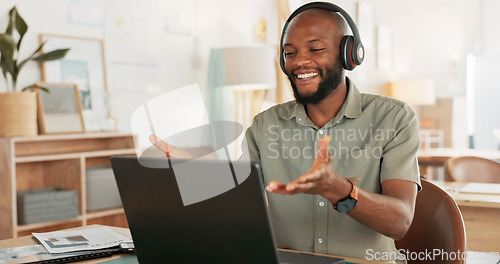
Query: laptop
111,156,344,264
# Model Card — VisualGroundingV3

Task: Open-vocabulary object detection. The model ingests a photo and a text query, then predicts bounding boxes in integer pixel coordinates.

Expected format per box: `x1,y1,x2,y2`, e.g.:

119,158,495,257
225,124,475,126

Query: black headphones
279,1,365,73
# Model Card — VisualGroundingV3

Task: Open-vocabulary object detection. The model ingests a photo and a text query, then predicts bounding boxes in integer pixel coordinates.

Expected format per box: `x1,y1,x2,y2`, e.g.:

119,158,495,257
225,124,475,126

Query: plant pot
0,92,38,137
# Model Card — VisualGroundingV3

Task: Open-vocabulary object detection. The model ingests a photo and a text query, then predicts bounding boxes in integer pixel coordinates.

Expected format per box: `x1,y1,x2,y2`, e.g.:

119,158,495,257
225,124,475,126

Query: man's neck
305,78,348,128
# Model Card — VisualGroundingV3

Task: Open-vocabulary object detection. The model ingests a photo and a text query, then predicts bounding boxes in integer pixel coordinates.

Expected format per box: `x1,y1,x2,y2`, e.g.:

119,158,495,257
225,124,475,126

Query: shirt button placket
314,196,328,254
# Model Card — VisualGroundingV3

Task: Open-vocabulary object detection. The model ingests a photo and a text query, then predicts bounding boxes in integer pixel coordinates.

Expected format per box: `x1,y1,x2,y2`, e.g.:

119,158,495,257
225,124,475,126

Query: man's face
288,55,344,105
283,11,345,105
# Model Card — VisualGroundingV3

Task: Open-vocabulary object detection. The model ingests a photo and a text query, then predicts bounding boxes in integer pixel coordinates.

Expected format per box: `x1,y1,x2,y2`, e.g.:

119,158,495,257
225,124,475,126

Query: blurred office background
1,0,499,151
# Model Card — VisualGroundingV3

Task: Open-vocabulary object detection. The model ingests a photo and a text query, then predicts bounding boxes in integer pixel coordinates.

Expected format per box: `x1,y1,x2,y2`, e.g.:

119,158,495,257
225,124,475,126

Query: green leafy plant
0,6,69,92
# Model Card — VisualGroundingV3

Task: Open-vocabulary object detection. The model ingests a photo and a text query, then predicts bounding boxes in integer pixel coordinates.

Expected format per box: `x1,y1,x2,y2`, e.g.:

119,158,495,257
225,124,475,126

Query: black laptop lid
111,156,280,264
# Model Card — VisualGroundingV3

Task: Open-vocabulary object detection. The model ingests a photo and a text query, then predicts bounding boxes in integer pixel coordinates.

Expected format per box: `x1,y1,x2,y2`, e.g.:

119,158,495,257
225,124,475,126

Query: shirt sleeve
380,102,422,191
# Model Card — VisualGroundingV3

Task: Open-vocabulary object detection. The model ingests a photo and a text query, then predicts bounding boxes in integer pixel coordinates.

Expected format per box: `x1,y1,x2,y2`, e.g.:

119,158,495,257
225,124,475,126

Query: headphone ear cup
340,35,355,71
280,48,286,74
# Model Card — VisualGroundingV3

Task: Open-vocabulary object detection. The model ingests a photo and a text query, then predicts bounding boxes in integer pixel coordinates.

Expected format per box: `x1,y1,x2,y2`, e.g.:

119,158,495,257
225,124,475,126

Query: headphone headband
279,2,364,73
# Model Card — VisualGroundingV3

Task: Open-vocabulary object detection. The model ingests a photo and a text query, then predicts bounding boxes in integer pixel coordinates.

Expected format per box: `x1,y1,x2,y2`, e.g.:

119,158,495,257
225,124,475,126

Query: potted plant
0,6,69,137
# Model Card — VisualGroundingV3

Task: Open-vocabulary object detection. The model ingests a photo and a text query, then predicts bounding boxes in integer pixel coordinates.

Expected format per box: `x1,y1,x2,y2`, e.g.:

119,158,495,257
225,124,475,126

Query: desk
0,225,132,264
418,148,500,180
432,181,500,252
0,225,388,264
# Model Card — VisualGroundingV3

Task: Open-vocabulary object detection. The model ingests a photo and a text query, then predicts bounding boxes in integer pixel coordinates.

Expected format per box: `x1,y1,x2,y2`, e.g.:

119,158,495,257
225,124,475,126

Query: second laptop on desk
111,156,344,264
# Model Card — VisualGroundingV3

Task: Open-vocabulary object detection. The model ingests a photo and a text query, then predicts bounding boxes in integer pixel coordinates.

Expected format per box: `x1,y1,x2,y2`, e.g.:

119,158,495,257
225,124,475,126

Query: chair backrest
443,156,500,183
395,179,466,264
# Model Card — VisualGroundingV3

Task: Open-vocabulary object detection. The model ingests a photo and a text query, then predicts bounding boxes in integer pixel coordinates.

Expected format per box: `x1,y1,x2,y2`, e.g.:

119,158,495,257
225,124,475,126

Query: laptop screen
111,156,280,264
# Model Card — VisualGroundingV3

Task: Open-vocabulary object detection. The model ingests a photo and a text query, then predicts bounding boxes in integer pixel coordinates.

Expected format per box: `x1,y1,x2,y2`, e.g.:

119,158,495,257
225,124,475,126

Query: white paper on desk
459,183,500,194
467,251,500,264
32,227,132,254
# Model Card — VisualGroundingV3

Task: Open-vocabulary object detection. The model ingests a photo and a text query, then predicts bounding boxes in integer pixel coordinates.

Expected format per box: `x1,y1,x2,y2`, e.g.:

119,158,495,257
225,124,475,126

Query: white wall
482,0,500,55
0,0,104,91
470,0,500,150
0,0,277,133
473,54,500,149
289,0,482,98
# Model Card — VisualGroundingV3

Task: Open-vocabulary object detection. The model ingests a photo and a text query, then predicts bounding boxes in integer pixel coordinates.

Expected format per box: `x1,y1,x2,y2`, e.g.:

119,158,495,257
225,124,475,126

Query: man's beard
288,57,344,105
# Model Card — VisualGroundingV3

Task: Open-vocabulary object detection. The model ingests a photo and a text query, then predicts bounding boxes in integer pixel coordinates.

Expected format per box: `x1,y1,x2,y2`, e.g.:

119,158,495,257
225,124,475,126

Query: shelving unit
420,129,445,149
0,132,135,239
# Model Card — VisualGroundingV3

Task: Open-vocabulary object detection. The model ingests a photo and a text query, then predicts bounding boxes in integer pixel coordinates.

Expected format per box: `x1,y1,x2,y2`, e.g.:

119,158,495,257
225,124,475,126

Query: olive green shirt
243,78,420,262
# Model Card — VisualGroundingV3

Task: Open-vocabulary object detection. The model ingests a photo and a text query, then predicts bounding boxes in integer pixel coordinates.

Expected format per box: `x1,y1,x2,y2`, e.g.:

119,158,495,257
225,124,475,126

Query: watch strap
347,178,359,201
333,178,358,210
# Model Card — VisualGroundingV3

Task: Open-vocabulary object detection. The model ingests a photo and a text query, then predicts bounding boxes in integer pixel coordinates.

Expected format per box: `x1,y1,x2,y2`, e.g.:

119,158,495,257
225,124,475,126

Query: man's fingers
316,135,332,164
268,135,338,196
149,134,170,155
148,134,193,159
266,181,288,193
297,170,321,183
285,181,315,193
267,181,313,195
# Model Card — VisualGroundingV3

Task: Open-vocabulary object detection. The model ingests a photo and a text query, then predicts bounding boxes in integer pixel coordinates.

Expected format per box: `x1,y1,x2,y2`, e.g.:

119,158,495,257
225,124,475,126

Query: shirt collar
282,77,363,122
343,77,362,119
282,101,310,126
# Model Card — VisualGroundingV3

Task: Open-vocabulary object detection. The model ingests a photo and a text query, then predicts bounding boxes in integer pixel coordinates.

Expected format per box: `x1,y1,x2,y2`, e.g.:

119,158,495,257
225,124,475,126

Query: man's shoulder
359,92,412,114
360,92,406,108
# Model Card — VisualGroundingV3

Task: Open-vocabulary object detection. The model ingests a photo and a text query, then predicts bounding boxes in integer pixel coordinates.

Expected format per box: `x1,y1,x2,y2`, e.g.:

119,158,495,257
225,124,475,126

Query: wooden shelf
15,149,135,163
86,208,125,218
17,217,83,232
0,132,134,239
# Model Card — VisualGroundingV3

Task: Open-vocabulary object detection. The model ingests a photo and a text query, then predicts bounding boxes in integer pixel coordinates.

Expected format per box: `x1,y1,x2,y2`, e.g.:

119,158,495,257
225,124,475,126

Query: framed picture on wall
39,34,109,131
36,82,85,134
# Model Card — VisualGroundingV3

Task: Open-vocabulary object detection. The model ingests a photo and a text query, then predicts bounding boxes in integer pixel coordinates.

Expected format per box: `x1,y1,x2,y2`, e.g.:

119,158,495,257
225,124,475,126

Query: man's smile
292,69,321,92
296,72,319,80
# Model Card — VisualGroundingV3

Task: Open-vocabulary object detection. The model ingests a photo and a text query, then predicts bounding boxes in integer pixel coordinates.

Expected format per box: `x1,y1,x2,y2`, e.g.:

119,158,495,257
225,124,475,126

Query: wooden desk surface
418,148,500,160
431,181,500,252
432,181,500,208
0,225,388,264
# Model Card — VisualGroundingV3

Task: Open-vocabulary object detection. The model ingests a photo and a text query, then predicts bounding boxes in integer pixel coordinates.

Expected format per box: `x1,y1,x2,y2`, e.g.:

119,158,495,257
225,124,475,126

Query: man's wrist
332,179,359,213
323,178,352,205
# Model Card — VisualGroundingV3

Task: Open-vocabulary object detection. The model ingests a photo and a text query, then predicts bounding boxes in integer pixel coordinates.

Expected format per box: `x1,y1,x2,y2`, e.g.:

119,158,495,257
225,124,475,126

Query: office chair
395,179,466,264
443,156,500,183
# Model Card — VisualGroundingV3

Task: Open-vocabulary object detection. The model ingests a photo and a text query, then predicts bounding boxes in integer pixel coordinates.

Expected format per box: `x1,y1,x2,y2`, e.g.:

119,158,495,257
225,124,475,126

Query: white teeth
297,72,318,79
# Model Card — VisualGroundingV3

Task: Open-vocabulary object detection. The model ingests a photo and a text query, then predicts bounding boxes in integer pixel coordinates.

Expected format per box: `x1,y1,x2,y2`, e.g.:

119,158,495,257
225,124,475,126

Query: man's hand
149,134,192,159
266,135,355,202
266,135,418,240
